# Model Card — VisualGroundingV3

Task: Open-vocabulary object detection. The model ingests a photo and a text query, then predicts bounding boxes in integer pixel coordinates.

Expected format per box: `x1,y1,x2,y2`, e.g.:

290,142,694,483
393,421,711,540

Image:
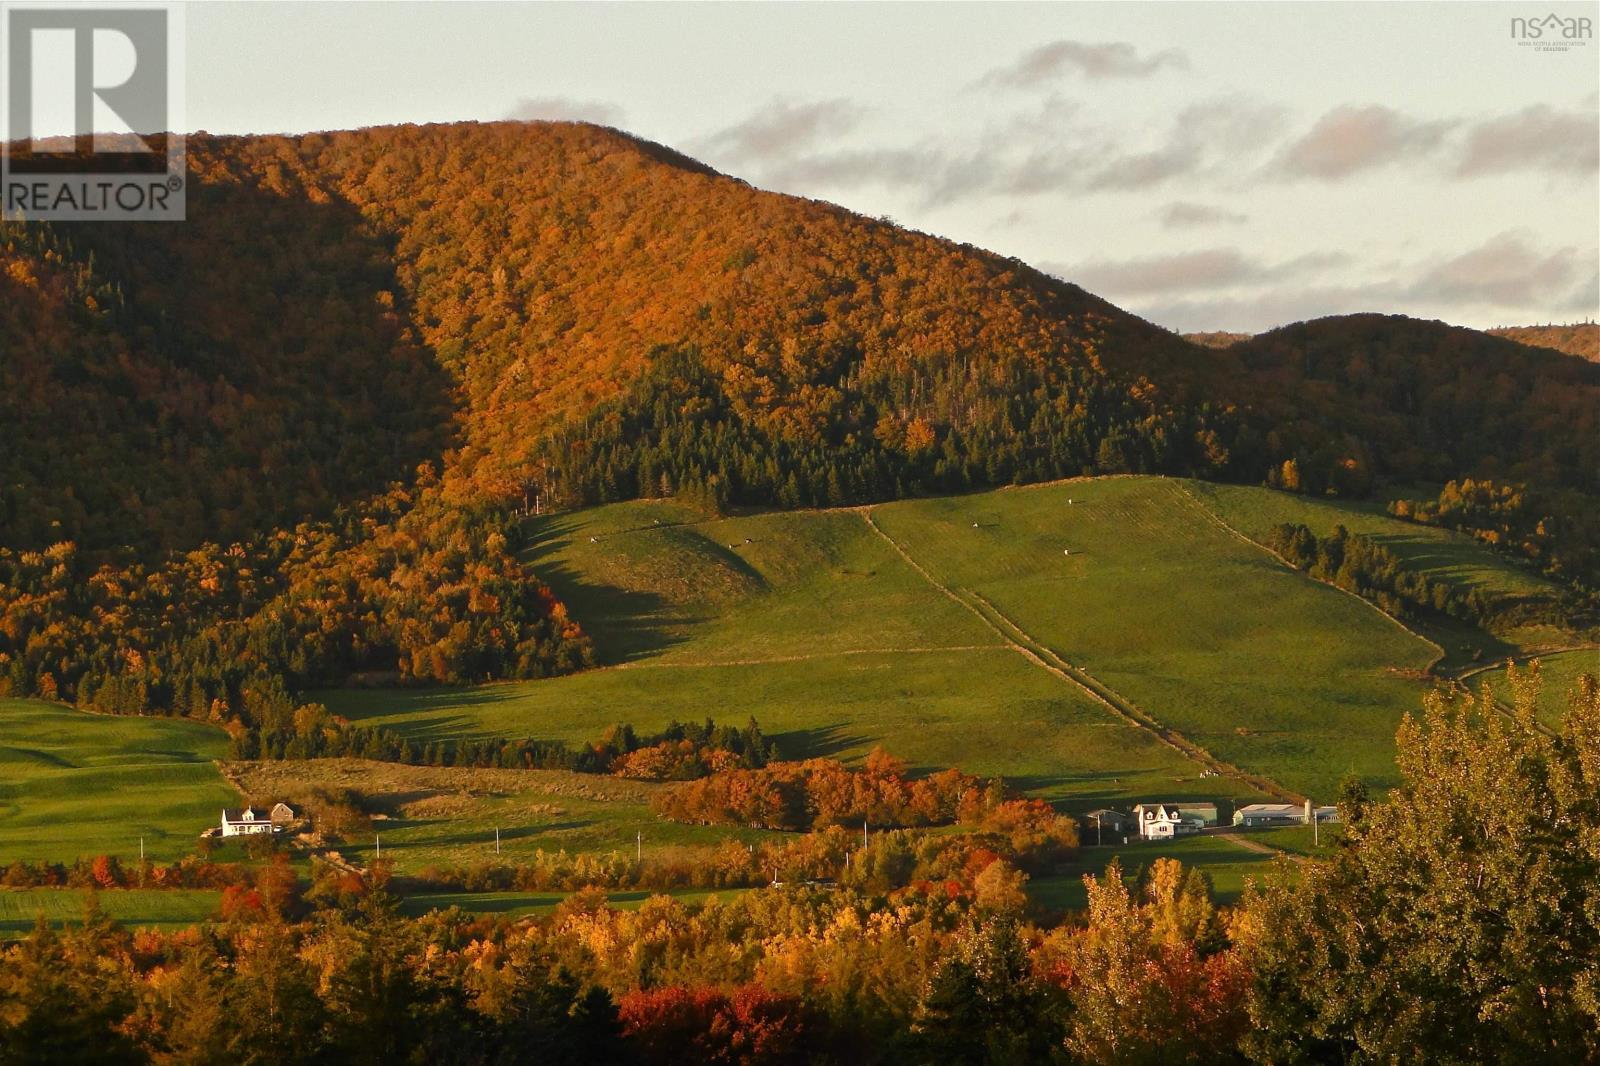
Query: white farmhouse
220,802,296,837
1132,802,1203,839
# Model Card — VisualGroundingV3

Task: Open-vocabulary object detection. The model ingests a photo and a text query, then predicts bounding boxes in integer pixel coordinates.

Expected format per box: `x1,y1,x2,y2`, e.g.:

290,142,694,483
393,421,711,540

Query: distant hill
1487,323,1600,362
1182,331,1253,349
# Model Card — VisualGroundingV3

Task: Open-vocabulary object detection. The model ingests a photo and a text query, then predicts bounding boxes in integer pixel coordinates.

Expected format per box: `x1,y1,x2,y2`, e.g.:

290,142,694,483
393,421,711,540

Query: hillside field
323,477,1558,803
1187,480,1574,668
0,700,237,863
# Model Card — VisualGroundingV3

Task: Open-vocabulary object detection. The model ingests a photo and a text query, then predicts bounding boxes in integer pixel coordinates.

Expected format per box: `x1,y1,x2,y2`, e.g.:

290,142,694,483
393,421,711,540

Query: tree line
1266,521,1492,625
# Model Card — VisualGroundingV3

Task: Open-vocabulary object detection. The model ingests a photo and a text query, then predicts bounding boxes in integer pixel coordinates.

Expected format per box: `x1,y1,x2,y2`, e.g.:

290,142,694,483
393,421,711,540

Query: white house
220,803,296,837
1133,803,1202,839
1232,803,1304,828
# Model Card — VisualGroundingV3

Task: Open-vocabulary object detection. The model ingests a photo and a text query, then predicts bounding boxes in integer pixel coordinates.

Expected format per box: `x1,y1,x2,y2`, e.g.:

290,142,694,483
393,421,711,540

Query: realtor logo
1509,11,1593,51
2,4,185,221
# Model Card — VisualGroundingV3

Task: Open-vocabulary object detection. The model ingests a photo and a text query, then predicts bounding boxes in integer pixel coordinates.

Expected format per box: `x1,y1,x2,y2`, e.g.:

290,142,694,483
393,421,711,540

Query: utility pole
139,837,144,862
862,819,868,849
1094,814,1101,847
636,831,642,862
376,834,381,860
495,827,500,855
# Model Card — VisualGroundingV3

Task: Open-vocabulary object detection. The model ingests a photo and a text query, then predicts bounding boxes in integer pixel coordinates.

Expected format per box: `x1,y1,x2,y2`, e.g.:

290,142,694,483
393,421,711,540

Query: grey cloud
695,98,864,164
1455,104,1599,177
1048,248,1344,297
1276,105,1454,179
1408,232,1590,308
1100,236,1595,333
1159,202,1248,228
1085,98,1286,191
763,143,995,206
980,41,1188,88
706,91,1284,205
505,96,625,125
1136,284,1398,334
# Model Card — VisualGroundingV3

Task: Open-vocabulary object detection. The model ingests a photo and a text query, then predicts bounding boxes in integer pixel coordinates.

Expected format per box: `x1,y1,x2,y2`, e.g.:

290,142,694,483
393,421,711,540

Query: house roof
222,803,295,823
1237,803,1303,816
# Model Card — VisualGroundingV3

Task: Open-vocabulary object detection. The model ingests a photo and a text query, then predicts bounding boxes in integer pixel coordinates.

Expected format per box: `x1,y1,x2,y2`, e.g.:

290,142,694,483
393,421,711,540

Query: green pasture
0,699,238,864
313,476,1550,805
0,888,221,938
314,476,1589,811
1187,480,1574,666
1029,833,1284,911
868,478,1435,798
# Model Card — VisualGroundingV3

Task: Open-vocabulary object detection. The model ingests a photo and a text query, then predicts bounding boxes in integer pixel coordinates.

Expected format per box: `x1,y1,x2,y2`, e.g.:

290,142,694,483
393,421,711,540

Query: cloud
701,91,1288,205
694,98,865,164
1049,248,1345,297
1085,97,1286,191
505,96,625,126
1159,202,1247,228
1455,104,1600,177
1408,232,1592,308
979,41,1188,88
1276,105,1454,179
1083,235,1596,333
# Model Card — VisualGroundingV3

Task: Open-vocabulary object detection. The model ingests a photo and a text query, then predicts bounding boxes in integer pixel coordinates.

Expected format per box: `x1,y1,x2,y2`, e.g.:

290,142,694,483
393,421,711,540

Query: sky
146,2,1600,331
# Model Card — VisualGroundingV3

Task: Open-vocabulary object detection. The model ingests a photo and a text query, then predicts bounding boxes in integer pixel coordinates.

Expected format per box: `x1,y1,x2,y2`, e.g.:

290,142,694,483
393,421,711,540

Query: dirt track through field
861,510,1302,803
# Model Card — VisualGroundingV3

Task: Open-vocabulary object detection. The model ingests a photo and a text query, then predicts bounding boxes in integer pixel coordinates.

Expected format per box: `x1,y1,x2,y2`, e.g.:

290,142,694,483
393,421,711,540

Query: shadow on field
771,724,870,761
521,515,695,664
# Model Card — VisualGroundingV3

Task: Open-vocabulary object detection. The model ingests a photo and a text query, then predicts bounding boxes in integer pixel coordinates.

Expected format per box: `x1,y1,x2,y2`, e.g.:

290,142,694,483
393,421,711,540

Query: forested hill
1,120,1597,717
1487,323,1600,362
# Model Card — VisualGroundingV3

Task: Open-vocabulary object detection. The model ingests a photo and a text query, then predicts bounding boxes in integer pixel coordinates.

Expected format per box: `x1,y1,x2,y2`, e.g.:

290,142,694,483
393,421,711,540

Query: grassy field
314,477,1550,805
0,700,238,864
0,888,221,938
1187,481,1574,669
228,759,783,875
1029,834,1284,911
1469,649,1600,728
867,478,1436,799
325,484,1280,810
1242,823,1344,858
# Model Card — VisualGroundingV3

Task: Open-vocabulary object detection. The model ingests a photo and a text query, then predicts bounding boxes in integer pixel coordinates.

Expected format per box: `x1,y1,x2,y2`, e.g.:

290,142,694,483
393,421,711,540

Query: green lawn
0,700,238,864
1030,833,1283,911
1242,823,1344,858
0,888,221,938
318,477,1535,806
